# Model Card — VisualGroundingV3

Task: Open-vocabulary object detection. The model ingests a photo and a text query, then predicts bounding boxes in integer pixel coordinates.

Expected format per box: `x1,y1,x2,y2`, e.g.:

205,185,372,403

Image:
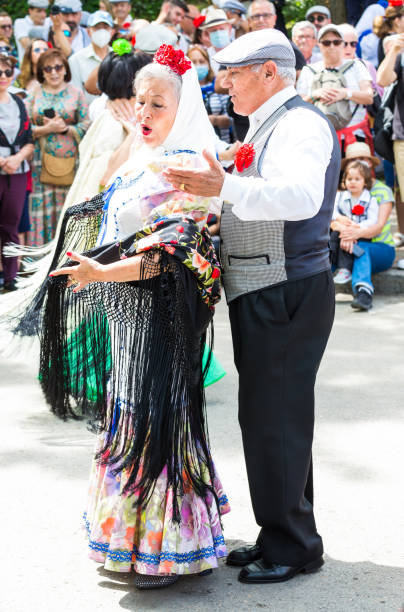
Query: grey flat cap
28,0,49,8
222,0,247,15
134,24,177,54
54,0,82,12
305,5,331,20
214,28,295,68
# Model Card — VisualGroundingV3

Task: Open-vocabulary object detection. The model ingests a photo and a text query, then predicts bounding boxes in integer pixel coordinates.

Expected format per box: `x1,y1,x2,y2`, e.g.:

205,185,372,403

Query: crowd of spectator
0,0,403,311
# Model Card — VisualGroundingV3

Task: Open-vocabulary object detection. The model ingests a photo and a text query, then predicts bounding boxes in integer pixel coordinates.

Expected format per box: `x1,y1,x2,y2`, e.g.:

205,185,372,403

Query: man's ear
263,60,277,80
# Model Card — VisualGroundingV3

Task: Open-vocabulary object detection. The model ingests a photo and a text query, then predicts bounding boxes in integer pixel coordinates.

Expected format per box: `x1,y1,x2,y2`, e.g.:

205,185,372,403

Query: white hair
338,22,358,40
250,62,296,85
134,62,182,101
291,20,317,40
247,0,275,18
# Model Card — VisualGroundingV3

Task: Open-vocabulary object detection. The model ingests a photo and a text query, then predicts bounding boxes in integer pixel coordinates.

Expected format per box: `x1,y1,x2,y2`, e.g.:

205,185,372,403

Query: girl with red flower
330,160,379,285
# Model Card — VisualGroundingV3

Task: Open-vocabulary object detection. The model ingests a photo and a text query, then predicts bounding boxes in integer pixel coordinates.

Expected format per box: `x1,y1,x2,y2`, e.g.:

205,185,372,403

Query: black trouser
228,270,335,567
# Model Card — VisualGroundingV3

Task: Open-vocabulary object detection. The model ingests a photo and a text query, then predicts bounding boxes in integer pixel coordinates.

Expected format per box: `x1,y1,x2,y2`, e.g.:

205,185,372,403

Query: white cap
214,28,296,68
317,24,342,41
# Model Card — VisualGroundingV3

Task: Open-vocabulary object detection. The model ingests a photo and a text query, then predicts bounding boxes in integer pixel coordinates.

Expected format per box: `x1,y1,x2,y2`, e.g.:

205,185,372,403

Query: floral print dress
25,84,89,246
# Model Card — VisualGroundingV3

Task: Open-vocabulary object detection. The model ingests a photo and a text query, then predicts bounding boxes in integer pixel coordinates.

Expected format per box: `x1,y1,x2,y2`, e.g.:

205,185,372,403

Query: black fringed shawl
14,193,222,520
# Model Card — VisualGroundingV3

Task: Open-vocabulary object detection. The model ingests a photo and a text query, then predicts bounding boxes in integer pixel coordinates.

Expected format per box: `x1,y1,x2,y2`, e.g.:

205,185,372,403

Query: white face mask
91,28,111,48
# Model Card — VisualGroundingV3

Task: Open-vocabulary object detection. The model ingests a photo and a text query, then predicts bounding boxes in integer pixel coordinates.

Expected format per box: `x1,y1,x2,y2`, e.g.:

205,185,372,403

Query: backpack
309,60,357,130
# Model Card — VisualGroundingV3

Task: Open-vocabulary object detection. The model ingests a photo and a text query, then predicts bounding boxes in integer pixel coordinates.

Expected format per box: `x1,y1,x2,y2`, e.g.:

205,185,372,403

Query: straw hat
341,142,380,170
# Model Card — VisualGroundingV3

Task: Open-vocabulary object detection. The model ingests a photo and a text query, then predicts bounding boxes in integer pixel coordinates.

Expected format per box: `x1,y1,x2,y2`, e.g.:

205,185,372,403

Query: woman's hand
43,116,68,134
339,225,362,241
2,154,23,174
49,251,105,293
340,238,356,254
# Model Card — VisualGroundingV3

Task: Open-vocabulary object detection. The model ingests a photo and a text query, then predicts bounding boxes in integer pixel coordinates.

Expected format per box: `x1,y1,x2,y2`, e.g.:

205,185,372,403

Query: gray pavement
1,293,404,612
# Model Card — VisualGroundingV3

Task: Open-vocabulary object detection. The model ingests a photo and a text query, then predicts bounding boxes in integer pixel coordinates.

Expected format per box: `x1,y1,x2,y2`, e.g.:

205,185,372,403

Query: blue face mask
196,64,209,81
209,29,230,49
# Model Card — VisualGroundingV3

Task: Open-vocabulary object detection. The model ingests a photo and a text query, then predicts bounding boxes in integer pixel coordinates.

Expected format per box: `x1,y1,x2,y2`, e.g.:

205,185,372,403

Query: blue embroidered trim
83,512,226,565
164,149,197,156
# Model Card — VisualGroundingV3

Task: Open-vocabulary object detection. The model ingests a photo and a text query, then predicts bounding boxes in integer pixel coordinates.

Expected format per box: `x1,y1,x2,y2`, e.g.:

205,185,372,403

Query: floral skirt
84,438,230,575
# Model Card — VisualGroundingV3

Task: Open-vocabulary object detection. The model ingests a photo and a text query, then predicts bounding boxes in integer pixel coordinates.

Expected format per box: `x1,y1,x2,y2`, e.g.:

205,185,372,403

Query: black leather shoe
226,544,262,567
238,556,324,584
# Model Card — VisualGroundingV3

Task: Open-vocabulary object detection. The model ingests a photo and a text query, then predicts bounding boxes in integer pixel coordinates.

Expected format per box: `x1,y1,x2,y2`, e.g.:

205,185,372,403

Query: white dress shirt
220,85,334,222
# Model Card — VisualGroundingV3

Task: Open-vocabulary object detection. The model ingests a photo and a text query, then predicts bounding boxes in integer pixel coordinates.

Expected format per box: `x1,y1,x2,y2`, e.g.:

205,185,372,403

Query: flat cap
222,0,247,15
28,0,49,8
305,5,331,19
134,24,177,54
54,0,82,12
88,10,114,27
213,28,296,68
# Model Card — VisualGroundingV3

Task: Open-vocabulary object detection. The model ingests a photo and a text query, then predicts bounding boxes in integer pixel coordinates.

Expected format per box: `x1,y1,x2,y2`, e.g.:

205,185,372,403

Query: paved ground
1,292,404,612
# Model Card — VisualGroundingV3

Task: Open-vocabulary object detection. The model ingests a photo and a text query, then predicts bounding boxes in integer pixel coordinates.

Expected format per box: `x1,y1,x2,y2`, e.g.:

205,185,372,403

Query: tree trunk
324,0,347,24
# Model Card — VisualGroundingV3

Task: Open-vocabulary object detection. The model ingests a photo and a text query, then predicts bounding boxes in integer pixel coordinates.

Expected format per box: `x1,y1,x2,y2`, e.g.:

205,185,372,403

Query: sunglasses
0,68,13,77
344,41,358,48
308,14,326,23
0,24,12,30
250,12,275,20
43,63,64,73
320,39,343,47
33,47,46,53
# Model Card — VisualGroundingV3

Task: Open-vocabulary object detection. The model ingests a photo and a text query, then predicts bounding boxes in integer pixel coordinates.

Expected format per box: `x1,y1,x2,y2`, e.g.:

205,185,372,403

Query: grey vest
220,95,341,303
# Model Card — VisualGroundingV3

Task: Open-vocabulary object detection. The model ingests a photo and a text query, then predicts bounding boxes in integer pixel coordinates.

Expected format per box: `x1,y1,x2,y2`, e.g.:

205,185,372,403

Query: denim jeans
351,240,395,294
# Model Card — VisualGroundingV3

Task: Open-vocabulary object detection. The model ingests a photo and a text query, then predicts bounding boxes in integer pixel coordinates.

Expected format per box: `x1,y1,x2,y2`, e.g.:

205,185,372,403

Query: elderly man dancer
164,29,340,585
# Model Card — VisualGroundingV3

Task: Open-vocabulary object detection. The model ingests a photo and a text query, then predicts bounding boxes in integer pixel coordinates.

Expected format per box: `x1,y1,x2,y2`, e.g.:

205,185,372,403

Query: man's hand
50,13,68,32
163,150,225,197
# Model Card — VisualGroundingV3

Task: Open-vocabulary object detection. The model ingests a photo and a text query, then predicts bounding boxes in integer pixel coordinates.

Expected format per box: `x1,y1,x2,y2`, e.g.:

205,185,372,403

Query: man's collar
249,85,297,127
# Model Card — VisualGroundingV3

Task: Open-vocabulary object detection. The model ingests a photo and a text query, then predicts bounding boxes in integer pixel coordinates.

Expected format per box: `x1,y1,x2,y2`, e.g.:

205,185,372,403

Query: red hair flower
153,44,192,76
234,143,255,173
352,204,365,216
193,15,206,28
389,0,403,6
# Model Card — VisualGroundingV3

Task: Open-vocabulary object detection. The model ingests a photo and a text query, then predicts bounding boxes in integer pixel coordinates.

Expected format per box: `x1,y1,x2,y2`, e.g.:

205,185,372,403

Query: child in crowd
331,160,379,284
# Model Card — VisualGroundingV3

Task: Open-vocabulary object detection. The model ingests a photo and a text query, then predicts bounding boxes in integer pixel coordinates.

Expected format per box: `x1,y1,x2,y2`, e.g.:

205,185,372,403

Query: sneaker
396,258,404,270
393,232,404,247
351,288,373,311
333,268,352,284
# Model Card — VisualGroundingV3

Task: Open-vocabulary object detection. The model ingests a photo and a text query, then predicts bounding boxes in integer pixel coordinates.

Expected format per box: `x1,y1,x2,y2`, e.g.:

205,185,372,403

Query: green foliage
283,0,319,31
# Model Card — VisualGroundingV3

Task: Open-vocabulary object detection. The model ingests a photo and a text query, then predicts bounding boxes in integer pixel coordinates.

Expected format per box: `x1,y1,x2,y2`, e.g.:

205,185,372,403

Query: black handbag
374,82,397,164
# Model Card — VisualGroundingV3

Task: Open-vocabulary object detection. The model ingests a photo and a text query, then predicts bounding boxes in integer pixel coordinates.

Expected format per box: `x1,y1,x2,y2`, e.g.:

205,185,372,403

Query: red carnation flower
211,267,220,279
351,204,365,216
153,44,192,76
234,143,255,173
193,15,206,28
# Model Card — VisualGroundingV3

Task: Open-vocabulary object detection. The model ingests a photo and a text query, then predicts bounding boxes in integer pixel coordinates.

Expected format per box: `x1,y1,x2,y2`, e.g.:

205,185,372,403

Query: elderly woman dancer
16,46,229,590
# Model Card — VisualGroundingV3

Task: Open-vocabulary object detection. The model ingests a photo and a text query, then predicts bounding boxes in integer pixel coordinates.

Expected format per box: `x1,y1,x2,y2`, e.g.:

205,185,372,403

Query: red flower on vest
351,203,365,216
234,143,255,173
153,45,192,76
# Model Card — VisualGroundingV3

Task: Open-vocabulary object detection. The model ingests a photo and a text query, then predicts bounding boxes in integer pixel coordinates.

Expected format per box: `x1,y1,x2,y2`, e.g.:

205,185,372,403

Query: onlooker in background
25,48,89,246
155,0,189,27
222,0,248,40
14,0,51,63
0,12,18,63
247,1,306,73
339,22,383,98
199,9,232,74
377,32,404,251
99,0,113,17
292,20,320,64
297,24,373,149
134,24,177,56
0,51,34,291
50,0,90,55
179,4,200,49
374,3,404,65
355,0,386,67
334,142,395,310
68,10,113,104
305,5,331,32
188,44,232,143
110,0,133,30
15,38,48,93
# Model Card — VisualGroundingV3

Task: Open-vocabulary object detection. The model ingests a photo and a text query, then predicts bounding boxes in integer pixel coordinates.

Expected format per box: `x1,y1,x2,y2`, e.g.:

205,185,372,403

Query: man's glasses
0,68,13,77
308,14,326,23
250,12,275,20
295,34,315,40
344,41,358,48
0,24,12,30
43,64,64,73
320,39,343,47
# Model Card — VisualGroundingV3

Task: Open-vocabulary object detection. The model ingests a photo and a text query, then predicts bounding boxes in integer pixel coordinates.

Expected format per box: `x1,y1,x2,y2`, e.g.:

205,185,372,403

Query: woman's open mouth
142,125,152,136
